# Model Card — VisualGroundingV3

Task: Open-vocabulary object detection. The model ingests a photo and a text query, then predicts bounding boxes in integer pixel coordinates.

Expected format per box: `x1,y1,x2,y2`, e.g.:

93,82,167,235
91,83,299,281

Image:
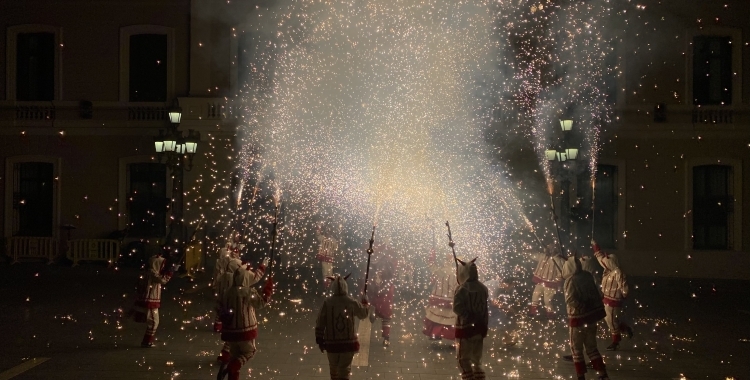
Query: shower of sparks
206,0,620,281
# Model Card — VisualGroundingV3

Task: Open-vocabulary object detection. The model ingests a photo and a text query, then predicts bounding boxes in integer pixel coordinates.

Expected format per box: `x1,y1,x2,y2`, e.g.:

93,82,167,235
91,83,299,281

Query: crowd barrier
67,239,120,267
6,237,58,264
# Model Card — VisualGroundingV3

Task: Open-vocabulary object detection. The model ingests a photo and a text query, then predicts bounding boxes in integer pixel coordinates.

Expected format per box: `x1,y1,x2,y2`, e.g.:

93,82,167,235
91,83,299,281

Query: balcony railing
15,102,56,121
692,107,733,124
613,104,749,128
0,98,236,128
128,105,167,121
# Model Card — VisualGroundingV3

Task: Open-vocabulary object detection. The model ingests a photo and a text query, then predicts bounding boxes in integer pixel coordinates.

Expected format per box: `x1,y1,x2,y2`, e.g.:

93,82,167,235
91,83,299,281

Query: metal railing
693,107,733,124
15,103,56,120
128,106,167,121
6,237,58,264
66,239,121,267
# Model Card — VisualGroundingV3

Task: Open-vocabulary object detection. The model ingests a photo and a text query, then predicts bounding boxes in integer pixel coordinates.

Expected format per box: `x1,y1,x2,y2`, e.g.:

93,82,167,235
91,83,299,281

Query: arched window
4,156,61,238
686,159,742,251
119,25,175,102
6,24,62,101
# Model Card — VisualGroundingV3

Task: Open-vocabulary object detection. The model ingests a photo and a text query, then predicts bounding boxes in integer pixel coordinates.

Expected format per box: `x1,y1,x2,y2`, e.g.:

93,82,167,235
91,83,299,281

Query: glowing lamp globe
545,149,557,161
559,119,573,131
168,106,182,124
154,130,165,153
565,148,579,160
163,137,177,152
184,129,200,154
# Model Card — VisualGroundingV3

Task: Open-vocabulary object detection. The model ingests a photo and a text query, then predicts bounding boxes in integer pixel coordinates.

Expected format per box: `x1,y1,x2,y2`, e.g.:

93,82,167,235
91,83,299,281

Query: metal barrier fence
67,239,120,267
182,241,203,277
6,237,58,264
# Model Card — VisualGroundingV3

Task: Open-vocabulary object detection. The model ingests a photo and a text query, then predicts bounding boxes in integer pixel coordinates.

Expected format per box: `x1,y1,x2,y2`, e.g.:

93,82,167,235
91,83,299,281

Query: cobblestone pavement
0,262,747,380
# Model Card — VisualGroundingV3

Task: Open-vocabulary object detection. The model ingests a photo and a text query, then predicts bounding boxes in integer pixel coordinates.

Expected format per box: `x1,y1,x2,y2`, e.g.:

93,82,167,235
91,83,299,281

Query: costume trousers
142,308,159,344
321,261,334,282
226,340,257,380
530,284,556,312
218,341,231,363
605,305,623,342
374,309,392,338
456,334,485,380
569,324,606,376
229,340,257,365
326,351,355,380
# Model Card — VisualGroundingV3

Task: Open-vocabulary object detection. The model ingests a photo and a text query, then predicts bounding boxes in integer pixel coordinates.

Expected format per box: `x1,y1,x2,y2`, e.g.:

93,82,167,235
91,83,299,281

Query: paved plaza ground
0,261,748,380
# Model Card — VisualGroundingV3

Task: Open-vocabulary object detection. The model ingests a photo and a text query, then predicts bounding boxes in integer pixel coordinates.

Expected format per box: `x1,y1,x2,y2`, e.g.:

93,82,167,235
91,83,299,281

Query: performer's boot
141,333,155,348
606,333,621,350
226,359,242,380
217,349,230,364
216,363,228,380
621,322,634,339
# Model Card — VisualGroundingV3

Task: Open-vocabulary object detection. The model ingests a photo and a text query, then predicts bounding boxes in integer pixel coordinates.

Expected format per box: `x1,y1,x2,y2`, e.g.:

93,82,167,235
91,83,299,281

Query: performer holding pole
421,222,459,341
527,243,565,320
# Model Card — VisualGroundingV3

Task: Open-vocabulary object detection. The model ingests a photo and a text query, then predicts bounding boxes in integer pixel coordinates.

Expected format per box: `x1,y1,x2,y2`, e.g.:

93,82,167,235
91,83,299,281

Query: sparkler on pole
267,202,280,277
362,225,376,296
590,177,597,240
444,221,459,273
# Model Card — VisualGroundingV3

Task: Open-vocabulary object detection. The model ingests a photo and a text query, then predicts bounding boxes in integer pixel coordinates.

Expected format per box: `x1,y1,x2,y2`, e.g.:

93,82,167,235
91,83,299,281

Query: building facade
590,1,750,279
0,0,240,261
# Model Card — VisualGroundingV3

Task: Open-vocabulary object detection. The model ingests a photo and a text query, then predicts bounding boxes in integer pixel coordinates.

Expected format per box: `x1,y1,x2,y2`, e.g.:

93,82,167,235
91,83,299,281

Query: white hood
562,256,581,280
597,253,620,272
329,274,350,296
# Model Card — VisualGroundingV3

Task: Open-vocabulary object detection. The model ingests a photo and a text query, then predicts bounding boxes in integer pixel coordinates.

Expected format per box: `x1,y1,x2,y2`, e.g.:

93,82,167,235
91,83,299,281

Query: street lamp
153,99,201,262
547,118,578,163
547,117,579,254
153,100,200,171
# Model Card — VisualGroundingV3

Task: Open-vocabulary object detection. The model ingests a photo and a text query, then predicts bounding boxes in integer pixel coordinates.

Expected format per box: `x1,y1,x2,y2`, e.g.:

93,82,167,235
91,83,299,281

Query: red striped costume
216,267,273,380
423,251,457,340
216,261,266,364
213,244,242,332
562,257,608,379
316,230,339,290
529,245,565,318
596,248,632,347
131,255,171,347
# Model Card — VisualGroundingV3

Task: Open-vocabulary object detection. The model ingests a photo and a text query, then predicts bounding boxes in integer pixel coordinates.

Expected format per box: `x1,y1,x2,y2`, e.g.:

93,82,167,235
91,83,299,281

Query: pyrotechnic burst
215,0,620,278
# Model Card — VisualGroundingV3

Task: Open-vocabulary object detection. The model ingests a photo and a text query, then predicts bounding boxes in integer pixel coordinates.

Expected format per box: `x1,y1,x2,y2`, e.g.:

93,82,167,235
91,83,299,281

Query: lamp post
153,100,200,258
547,118,578,254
